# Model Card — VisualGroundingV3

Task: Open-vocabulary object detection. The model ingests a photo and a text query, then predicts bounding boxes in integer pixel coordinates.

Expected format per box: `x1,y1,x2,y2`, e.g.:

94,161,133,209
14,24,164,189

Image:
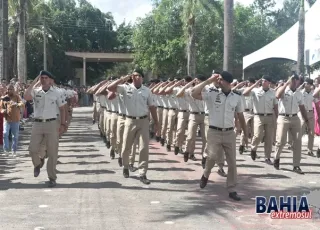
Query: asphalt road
1,107,320,230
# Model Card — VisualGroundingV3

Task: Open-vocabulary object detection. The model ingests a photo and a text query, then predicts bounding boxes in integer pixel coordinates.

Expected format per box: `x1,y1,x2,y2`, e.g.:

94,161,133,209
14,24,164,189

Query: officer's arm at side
147,93,159,125
236,97,248,138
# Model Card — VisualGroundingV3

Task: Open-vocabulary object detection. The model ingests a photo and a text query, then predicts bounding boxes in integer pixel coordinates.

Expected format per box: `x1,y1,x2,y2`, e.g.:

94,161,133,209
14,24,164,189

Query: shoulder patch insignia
232,90,242,95
209,87,219,92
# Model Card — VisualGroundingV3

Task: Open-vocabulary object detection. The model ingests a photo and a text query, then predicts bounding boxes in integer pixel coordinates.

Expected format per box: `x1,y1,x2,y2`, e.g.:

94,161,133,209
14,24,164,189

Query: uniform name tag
36,95,42,98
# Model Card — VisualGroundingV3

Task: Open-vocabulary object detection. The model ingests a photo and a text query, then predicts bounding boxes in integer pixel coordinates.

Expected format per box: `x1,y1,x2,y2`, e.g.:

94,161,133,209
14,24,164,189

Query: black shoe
48,178,56,188
217,168,227,177
110,149,115,159
139,175,150,185
118,157,122,167
123,168,129,178
251,150,257,161
265,158,273,165
317,149,320,158
273,159,280,170
229,192,241,201
150,132,155,139
184,152,189,162
156,136,160,142
103,136,107,143
40,158,45,168
160,138,165,146
308,151,315,157
34,165,41,177
293,166,304,175
106,140,111,149
93,120,95,124
190,155,197,161
174,146,179,155
239,145,244,155
166,144,171,152
200,175,208,189
129,164,137,172
201,157,206,169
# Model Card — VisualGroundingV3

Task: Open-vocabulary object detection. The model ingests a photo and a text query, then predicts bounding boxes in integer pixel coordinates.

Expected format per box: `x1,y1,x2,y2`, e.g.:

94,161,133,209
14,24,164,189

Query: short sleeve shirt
251,87,278,114
278,87,304,114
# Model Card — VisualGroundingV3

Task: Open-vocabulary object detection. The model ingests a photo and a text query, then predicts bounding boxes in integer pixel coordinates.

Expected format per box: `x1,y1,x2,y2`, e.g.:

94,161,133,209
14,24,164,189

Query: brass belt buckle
42,119,46,122
289,115,292,117
222,128,226,131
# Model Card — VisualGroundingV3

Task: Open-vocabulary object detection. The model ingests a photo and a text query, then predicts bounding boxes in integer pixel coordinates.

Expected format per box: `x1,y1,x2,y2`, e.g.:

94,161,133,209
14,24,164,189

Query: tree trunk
187,23,196,77
223,0,234,74
17,0,27,83
297,0,305,75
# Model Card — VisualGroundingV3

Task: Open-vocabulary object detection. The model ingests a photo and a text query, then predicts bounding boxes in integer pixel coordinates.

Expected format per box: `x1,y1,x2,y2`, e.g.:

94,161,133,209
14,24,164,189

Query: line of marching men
87,69,319,201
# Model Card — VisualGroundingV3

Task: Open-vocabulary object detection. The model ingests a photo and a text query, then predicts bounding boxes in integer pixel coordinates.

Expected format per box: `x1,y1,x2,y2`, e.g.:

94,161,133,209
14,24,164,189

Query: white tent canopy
243,0,320,70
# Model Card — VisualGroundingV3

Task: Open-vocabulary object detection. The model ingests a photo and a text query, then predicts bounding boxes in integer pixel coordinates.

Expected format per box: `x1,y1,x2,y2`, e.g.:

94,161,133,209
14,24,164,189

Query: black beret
262,75,272,82
133,68,144,78
197,74,207,82
305,78,313,85
212,69,221,75
291,74,299,80
40,70,54,79
220,71,233,83
248,78,256,84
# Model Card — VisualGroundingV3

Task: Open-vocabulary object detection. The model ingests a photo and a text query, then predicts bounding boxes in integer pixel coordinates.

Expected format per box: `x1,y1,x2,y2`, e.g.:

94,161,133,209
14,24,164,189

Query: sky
87,0,285,26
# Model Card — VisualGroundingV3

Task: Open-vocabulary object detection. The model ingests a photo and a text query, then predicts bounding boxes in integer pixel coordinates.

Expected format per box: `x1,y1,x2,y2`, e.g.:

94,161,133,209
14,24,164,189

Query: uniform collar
40,86,53,92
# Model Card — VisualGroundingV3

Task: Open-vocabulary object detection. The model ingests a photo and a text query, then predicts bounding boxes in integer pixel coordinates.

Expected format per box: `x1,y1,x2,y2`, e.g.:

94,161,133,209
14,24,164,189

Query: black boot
251,150,257,161
174,146,179,155
160,138,165,146
239,145,244,155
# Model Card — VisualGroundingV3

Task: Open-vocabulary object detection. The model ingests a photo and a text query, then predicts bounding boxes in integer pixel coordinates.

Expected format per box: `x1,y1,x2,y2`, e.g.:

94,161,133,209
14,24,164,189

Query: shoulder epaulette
232,90,242,95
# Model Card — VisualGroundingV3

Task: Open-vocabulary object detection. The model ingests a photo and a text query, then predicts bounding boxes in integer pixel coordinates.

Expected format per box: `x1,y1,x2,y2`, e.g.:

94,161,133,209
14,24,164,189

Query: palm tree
182,0,222,77
223,0,234,74
297,0,305,75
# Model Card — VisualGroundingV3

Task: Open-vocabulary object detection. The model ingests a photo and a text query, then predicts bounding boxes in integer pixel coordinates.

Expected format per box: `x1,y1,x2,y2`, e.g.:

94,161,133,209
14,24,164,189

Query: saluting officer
274,74,309,174
191,71,248,201
108,69,158,184
243,75,278,164
24,71,66,187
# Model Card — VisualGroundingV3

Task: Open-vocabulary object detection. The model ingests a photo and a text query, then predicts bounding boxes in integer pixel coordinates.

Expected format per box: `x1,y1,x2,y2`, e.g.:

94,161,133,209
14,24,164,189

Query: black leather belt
118,113,126,117
205,114,209,116
34,118,56,122
279,114,297,117
106,110,112,112
163,108,169,110
110,111,118,114
254,113,273,116
209,126,233,131
245,109,253,112
126,115,148,120
101,106,106,108
158,106,164,108
307,110,313,112
190,112,205,115
179,110,188,112
170,108,178,111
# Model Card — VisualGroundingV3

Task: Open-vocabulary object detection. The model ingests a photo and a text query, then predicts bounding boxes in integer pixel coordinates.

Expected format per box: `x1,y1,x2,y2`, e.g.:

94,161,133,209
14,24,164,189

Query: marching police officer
191,71,248,201
274,74,309,174
24,71,66,187
107,69,159,184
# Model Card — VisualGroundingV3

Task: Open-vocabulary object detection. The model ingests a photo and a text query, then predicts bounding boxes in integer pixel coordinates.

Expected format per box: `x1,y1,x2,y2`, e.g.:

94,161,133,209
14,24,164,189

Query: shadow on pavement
149,167,196,172
56,169,116,175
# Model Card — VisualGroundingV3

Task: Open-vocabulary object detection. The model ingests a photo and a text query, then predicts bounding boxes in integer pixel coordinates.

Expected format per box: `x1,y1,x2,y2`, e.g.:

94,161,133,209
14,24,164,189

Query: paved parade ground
1,107,320,230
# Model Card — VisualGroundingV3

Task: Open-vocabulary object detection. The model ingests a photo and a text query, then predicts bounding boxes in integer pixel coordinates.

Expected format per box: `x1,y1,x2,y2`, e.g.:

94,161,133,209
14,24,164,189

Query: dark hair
169,77,175,81
184,76,193,82
248,78,256,83
175,77,181,81
154,79,160,84
197,74,207,82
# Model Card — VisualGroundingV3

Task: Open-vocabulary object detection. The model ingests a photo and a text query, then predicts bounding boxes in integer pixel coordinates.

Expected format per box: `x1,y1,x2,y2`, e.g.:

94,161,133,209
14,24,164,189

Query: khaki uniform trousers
99,108,105,135
121,117,149,176
104,110,111,140
174,111,189,148
240,110,254,145
298,111,315,152
110,112,118,150
204,129,237,193
185,114,206,155
161,108,169,140
156,107,163,137
92,101,99,121
251,115,274,158
129,135,140,165
117,115,139,161
203,116,225,167
29,120,59,180
166,109,178,146
273,113,277,143
274,115,302,166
